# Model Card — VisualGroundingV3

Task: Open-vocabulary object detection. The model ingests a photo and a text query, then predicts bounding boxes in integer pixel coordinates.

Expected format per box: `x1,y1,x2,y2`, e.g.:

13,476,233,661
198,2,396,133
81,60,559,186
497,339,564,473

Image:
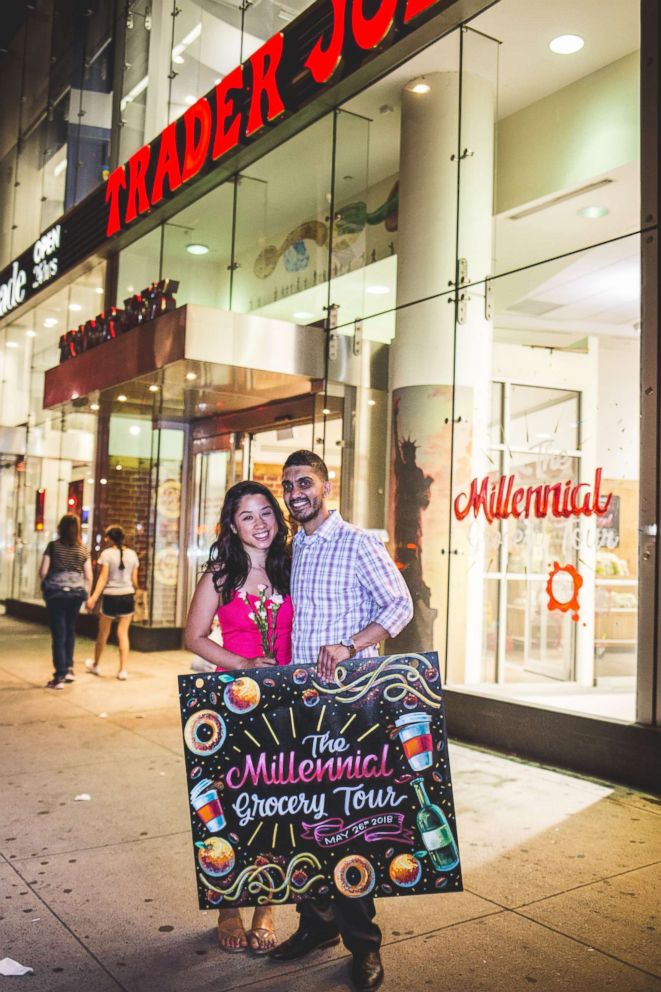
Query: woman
185,480,293,954
39,513,93,689
85,526,139,680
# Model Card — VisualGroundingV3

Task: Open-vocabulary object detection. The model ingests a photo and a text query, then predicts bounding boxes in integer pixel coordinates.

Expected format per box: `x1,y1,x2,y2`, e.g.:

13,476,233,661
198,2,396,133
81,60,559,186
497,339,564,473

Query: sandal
217,914,248,953
246,925,277,955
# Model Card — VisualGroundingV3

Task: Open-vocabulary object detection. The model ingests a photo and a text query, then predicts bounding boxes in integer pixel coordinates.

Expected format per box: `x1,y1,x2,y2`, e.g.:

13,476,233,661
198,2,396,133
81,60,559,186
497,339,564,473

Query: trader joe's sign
179,653,462,909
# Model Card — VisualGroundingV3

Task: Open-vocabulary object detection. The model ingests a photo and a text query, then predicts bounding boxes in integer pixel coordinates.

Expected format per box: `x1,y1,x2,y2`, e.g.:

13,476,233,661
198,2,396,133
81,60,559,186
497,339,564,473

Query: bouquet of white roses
240,585,284,658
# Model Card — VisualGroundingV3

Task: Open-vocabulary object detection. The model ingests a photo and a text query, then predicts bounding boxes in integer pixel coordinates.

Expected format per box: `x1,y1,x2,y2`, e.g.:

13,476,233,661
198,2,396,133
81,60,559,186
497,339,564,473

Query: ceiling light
578,205,609,219
214,77,223,85
6,341,18,348
172,53,184,64
328,470,336,479
116,464,123,471
129,425,141,435
69,302,82,312
407,77,430,94
367,399,376,406
322,407,331,415
53,158,68,177
184,95,196,106
186,371,197,381
366,285,390,295
99,478,107,486
549,34,584,55
117,394,127,402
186,243,209,255
127,285,134,292
293,311,314,321
90,402,100,411
95,287,104,295
87,477,94,484
149,384,159,392
508,178,613,220
43,317,58,327
26,330,36,337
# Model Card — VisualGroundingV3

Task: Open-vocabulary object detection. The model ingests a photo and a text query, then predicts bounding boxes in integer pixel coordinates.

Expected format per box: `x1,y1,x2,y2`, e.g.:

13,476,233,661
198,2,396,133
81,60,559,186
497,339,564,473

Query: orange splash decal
546,561,583,622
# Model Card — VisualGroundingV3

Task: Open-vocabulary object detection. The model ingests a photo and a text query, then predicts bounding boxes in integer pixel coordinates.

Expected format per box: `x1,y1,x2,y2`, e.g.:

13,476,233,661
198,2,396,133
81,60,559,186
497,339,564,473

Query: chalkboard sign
178,653,462,909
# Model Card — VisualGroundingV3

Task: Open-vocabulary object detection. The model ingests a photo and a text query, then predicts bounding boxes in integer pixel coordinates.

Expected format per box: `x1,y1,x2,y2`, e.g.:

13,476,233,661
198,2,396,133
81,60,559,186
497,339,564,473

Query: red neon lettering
151,122,183,205
212,66,243,160
592,467,612,516
124,146,151,224
403,0,440,23
246,33,285,138
454,470,613,524
352,0,397,49
105,165,127,236
182,97,212,182
305,0,346,83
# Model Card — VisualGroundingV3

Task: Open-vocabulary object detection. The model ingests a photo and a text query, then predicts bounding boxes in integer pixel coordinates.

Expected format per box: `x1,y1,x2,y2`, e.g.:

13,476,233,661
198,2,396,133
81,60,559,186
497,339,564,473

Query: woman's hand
85,598,96,613
247,656,278,668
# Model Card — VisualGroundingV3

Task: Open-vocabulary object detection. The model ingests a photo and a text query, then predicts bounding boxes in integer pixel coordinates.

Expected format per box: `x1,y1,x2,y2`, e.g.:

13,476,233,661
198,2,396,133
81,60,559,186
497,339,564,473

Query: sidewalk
1,615,659,992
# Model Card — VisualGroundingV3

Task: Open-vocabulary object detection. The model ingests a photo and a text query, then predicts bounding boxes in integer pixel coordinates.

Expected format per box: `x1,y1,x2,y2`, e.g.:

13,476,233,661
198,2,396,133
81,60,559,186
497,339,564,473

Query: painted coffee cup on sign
190,779,226,833
394,712,434,772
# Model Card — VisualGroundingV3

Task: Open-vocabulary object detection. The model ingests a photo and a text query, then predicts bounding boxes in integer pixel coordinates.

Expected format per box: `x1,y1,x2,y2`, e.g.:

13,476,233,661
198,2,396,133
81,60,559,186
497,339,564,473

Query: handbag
41,542,87,601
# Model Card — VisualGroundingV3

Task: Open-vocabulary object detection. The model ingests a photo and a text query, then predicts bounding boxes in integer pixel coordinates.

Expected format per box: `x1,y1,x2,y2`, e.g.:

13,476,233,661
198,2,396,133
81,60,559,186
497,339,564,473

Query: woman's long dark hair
206,481,290,604
58,513,81,546
106,525,126,570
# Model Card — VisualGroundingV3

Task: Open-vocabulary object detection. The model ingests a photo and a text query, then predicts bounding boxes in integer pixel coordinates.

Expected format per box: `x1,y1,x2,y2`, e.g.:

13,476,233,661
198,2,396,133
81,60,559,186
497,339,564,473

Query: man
269,450,413,992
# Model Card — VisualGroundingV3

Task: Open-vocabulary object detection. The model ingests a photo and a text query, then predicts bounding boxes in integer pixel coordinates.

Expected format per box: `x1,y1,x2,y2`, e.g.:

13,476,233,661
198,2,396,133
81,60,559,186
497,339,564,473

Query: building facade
0,0,658,788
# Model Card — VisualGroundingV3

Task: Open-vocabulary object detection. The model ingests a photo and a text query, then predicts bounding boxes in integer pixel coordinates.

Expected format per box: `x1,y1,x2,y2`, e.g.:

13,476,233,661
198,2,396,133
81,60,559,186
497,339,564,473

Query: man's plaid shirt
291,510,413,666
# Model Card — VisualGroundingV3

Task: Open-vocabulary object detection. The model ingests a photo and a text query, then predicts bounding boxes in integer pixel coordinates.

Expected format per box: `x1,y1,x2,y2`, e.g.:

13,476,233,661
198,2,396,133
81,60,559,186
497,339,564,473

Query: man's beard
288,495,323,524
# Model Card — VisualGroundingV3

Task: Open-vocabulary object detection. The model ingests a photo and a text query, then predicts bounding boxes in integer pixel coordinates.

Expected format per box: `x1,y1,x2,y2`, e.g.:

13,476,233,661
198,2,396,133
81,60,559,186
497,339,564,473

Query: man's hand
316,643,352,682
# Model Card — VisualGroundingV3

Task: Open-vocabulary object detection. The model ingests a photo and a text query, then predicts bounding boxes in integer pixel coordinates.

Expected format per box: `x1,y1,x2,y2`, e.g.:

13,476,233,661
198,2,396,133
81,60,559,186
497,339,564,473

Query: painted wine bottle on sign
412,777,459,871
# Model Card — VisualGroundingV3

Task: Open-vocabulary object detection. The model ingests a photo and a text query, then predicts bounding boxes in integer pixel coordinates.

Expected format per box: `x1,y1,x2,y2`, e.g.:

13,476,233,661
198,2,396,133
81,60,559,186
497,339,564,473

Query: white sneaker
190,657,216,673
85,659,101,676
116,671,128,681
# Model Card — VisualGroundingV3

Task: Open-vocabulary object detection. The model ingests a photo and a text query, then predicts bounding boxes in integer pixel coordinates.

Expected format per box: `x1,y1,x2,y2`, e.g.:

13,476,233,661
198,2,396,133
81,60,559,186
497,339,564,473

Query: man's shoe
351,950,384,992
64,668,75,682
268,929,340,961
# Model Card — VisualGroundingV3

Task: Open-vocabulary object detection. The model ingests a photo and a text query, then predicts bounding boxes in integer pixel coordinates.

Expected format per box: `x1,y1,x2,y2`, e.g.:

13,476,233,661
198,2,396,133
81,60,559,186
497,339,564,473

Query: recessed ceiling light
95,287,104,295
90,402,100,411
26,330,36,337
407,77,430,94
578,205,609,219
99,477,107,485
366,285,390,295
367,399,376,406
186,371,197,381
148,384,159,392
6,341,18,348
117,394,127,402
116,463,123,471
69,302,82,312
322,407,331,416
172,53,185,64
184,94,196,105
129,425,141,435
87,477,94,484
43,317,58,327
127,285,134,293
186,243,209,255
293,311,314,321
214,77,223,85
549,34,584,55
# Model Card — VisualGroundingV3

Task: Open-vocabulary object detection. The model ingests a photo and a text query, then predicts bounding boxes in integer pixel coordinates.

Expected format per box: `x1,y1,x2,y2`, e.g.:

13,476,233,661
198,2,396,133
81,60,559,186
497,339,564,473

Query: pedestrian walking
269,449,413,992
39,513,93,689
185,480,293,954
85,526,139,680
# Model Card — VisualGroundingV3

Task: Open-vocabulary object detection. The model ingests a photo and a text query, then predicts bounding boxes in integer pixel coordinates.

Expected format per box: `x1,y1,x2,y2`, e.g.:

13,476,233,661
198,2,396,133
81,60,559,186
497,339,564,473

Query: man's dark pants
297,892,381,953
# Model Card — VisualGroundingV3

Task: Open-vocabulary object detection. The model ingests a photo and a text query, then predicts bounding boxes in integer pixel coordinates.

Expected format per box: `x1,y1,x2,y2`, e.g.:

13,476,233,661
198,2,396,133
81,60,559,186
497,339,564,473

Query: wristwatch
339,637,357,658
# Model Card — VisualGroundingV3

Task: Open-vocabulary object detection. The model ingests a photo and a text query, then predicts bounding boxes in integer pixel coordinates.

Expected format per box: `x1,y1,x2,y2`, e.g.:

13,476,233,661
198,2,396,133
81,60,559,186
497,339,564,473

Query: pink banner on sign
301,814,414,848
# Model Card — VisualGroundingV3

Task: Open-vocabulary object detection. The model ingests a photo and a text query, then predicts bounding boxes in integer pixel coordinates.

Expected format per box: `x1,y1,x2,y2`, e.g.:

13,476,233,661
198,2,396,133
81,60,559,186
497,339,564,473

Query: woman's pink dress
216,591,293,667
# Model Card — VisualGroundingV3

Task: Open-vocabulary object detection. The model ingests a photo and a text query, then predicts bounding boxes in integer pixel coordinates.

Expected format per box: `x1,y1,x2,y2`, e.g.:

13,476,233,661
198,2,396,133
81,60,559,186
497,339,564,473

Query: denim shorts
101,594,135,618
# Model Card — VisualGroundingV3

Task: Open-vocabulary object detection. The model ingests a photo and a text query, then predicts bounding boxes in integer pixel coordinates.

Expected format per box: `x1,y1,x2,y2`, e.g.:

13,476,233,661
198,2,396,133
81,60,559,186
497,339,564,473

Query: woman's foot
247,908,276,954
217,910,247,953
117,670,128,681
85,659,101,676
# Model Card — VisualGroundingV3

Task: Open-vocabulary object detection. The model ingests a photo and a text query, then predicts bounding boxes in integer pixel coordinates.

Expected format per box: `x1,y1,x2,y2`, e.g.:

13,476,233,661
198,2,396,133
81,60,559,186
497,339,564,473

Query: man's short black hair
282,449,329,481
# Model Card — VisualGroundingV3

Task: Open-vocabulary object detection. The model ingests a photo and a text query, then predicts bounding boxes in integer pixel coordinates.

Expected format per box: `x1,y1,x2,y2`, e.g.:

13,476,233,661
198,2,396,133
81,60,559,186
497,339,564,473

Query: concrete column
388,70,495,682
